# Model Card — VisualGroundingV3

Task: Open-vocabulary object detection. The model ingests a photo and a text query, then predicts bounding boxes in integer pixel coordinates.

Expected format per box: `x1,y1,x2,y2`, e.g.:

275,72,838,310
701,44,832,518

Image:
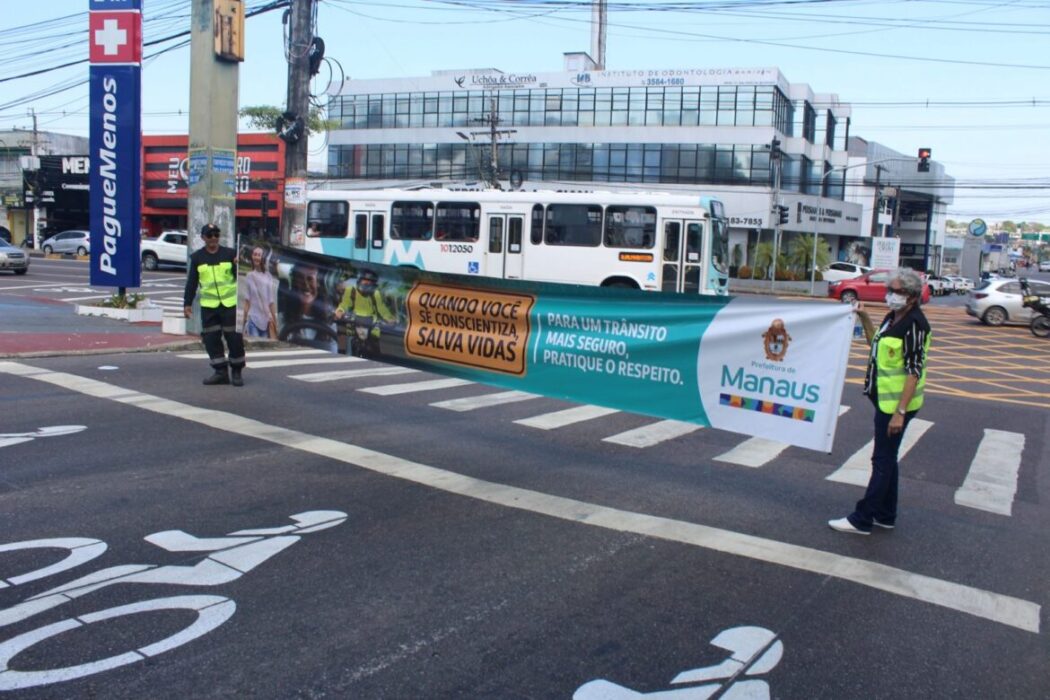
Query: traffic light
917,147,931,172
770,138,781,160
777,205,789,225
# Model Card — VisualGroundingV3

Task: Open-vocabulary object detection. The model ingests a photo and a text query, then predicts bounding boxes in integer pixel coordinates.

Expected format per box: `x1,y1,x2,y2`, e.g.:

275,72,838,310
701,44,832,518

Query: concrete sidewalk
0,293,199,358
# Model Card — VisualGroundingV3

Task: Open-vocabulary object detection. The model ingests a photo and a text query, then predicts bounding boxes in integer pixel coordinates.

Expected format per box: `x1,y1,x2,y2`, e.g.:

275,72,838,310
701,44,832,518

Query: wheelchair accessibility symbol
468,261,480,274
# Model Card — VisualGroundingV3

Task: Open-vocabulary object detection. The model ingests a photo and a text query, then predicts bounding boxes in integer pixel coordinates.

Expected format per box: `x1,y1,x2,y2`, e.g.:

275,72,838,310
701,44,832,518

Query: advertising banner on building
870,237,901,270
88,0,142,288
246,243,853,451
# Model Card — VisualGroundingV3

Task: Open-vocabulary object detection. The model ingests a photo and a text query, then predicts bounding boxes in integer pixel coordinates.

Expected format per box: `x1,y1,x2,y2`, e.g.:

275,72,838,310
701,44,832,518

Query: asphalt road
1,340,1047,698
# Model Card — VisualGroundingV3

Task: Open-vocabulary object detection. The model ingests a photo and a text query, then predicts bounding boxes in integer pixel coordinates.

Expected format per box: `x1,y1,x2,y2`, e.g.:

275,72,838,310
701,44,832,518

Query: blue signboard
88,0,142,288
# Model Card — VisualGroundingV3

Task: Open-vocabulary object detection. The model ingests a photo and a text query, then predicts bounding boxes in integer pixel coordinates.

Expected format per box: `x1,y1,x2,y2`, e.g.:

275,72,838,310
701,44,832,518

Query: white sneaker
828,517,870,535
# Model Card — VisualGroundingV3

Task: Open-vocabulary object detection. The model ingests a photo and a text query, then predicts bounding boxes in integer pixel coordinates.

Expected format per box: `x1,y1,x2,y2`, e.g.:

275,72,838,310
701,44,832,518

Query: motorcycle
336,314,391,358
1019,278,1050,338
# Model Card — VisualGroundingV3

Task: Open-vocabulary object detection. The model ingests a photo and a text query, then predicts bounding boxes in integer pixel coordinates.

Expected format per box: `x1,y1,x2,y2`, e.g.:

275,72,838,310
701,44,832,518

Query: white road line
0,360,1037,634
291,367,418,383
825,418,934,486
715,406,852,468
954,429,1025,516
248,357,366,370
431,390,539,412
359,378,473,396
179,349,329,359
602,420,702,448
515,405,620,430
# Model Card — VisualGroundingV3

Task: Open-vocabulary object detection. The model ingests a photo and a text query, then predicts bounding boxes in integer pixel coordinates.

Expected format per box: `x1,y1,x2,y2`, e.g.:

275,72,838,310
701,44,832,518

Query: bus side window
489,217,503,254
306,201,349,237
391,201,434,240
605,205,656,249
530,204,544,245
354,214,368,249
508,217,523,254
436,202,480,242
372,215,385,249
545,204,602,247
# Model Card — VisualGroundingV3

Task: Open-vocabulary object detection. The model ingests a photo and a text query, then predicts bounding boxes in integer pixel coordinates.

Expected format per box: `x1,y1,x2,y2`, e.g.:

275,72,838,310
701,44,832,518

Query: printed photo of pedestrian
242,244,278,339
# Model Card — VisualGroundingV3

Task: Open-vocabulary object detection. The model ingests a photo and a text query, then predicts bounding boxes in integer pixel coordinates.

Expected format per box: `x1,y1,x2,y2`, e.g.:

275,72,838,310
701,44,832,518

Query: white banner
697,298,853,452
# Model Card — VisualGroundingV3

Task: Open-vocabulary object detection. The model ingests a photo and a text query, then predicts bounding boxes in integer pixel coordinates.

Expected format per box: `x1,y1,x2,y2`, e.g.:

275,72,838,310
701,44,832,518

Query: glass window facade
328,142,797,190
330,84,793,134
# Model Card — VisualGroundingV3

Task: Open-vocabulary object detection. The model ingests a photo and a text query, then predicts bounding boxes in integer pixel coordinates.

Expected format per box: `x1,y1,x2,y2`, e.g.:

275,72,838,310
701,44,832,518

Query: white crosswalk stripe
515,405,619,430
825,418,934,486
360,378,474,396
431,390,539,412
714,405,851,468
954,429,1025,516
171,349,1032,519
602,420,703,448
291,367,418,383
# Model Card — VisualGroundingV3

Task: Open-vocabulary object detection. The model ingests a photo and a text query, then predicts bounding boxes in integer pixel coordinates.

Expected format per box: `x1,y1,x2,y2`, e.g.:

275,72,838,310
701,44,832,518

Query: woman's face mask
885,291,909,310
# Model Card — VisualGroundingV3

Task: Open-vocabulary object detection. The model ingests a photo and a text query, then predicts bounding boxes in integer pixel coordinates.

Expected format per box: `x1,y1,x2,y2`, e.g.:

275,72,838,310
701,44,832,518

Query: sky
2,0,1048,224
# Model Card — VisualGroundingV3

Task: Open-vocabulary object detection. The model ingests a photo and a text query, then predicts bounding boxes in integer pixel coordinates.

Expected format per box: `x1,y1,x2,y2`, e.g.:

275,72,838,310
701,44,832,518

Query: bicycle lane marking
0,361,1039,634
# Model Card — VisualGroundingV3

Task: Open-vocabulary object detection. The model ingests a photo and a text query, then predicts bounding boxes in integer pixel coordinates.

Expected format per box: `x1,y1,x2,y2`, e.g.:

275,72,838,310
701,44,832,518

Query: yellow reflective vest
874,332,931,414
185,246,238,309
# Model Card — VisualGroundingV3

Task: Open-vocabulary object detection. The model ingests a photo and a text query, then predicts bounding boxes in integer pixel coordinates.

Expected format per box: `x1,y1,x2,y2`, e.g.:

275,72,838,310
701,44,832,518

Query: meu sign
88,0,142,288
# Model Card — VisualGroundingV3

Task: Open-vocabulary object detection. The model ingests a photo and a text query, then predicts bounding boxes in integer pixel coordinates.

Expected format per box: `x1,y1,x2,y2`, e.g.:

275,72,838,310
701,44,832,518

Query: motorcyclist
334,269,395,356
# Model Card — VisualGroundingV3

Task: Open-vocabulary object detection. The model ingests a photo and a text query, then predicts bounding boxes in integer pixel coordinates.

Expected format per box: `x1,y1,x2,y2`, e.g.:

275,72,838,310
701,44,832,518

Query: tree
785,233,831,275
751,240,785,280
1000,220,1017,234
239,105,336,135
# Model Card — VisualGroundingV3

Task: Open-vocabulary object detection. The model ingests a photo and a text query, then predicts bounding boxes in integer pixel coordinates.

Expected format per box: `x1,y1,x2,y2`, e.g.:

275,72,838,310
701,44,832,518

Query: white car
1040,260,1050,272
140,230,188,270
926,275,953,296
821,261,871,283
945,276,974,294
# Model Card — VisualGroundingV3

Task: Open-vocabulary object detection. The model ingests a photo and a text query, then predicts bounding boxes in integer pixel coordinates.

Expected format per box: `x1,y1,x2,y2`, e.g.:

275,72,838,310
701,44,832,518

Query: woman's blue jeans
849,408,916,531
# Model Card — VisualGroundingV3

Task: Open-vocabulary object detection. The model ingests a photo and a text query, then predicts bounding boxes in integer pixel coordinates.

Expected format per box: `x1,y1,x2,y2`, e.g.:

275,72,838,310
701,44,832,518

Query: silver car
41,230,91,256
0,239,29,275
966,278,1050,326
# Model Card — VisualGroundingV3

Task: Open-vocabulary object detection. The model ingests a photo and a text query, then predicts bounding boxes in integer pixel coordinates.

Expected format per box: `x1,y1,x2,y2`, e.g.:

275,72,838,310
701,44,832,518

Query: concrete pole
188,0,240,329
279,0,314,246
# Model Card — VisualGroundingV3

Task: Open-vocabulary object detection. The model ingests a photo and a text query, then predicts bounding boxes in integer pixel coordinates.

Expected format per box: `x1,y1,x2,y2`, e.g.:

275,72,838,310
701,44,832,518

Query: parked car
140,230,188,270
827,269,932,305
1040,260,1050,272
966,277,1050,326
926,275,954,296
820,261,870,283
41,230,90,256
0,239,29,275
945,276,975,294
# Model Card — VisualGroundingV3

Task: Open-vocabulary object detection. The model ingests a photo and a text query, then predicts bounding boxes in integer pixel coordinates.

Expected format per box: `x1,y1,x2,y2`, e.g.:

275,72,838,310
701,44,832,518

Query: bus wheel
602,279,637,290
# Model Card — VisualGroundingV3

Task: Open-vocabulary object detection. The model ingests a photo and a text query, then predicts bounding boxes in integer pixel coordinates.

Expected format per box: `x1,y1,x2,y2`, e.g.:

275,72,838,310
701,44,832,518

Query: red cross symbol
89,12,142,64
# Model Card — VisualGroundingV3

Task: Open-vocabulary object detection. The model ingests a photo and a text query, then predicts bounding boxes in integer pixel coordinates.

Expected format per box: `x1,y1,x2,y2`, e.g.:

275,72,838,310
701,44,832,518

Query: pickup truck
141,231,188,270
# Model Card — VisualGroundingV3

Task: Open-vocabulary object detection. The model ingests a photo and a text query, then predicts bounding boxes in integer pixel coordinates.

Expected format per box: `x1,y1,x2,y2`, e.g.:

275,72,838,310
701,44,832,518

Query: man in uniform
183,223,246,386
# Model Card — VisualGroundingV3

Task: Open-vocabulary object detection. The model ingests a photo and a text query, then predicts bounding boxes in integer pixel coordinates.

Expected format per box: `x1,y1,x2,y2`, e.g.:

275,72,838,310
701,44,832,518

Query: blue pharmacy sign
88,0,143,288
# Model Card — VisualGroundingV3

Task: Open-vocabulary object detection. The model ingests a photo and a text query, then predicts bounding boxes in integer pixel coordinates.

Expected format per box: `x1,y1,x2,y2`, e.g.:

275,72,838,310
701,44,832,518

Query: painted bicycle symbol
575,626,783,699
0,510,347,691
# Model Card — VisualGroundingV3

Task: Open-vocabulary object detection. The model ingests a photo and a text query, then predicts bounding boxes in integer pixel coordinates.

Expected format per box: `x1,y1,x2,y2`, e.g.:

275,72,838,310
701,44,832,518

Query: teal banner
238,242,854,451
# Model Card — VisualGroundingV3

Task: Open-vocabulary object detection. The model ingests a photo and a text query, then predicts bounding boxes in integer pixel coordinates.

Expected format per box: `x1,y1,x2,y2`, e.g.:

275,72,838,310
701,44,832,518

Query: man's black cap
200,223,220,237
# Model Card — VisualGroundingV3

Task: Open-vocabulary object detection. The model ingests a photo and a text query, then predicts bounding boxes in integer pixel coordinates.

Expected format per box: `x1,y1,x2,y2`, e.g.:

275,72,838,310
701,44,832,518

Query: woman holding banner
829,269,931,535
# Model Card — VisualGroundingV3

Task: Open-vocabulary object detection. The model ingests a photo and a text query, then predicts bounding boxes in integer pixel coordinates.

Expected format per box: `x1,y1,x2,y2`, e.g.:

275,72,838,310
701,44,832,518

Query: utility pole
870,164,884,238
769,137,783,291
279,0,314,246
188,0,242,328
28,108,40,248
460,95,516,189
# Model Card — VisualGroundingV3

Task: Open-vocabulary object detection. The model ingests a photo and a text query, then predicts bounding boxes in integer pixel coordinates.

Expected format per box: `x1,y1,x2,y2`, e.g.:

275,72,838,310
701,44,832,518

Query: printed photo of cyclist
334,268,397,358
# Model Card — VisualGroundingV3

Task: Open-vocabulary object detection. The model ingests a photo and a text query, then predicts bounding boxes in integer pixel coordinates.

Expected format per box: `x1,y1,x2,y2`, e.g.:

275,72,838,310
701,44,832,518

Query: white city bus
300,188,729,295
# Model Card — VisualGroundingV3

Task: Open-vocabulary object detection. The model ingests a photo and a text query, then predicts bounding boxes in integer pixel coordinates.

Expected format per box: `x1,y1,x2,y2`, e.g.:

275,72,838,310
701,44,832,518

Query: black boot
231,367,244,387
203,368,230,385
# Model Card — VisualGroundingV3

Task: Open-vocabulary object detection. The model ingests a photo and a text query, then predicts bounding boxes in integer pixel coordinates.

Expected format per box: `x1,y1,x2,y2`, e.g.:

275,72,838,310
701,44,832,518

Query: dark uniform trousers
201,304,246,372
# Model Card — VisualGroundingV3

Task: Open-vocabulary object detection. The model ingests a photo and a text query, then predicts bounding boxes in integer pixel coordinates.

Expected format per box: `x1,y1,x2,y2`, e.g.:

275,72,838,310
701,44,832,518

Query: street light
808,157,912,294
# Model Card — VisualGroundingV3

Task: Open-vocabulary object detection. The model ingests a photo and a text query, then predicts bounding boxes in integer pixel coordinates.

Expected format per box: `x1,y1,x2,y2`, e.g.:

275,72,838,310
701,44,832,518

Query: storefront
141,133,285,239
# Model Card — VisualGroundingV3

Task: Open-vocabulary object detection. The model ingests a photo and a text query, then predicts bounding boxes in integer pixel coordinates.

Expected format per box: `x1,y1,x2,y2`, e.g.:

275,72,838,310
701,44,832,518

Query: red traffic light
918,147,932,159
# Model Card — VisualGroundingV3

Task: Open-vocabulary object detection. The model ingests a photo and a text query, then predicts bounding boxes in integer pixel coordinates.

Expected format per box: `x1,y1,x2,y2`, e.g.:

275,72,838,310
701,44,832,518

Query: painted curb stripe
0,361,1039,634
